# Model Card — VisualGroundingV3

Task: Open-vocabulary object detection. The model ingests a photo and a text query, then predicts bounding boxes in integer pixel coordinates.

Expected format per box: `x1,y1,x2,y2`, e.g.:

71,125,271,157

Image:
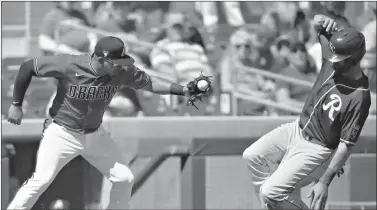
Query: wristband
12,101,22,107
169,83,184,96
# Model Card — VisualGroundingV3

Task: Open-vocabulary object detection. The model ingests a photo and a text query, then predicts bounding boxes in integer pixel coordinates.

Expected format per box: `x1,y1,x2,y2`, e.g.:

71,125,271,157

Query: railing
2,2,31,57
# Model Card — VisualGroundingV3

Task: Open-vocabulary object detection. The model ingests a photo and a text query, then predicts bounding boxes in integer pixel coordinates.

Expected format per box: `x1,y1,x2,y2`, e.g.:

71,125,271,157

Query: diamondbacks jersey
299,33,371,149
33,54,150,134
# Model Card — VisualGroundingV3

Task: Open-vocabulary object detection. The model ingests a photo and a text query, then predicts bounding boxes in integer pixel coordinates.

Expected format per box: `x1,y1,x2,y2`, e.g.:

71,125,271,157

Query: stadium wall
2,117,376,209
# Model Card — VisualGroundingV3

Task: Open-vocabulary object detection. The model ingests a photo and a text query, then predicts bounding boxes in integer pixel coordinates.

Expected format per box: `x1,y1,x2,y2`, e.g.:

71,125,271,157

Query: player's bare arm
7,59,37,125
307,142,353,209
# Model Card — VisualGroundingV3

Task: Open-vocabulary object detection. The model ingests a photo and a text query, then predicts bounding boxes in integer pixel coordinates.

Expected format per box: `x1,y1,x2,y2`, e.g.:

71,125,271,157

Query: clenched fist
8,104,23,125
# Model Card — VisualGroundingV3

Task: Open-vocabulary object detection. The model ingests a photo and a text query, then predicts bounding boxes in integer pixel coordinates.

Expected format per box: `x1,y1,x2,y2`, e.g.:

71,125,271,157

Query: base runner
242,14,371,209
7,36,211,209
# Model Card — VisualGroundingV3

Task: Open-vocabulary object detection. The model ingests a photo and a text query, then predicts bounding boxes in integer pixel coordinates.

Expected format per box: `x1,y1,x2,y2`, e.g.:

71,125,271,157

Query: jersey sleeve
123,65,151,89
34,55,71,78
340,95,371,146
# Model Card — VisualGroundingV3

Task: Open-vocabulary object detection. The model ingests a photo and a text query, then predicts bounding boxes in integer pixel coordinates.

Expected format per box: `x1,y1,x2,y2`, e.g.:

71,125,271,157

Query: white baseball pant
243,119,335,209
7,120,134,209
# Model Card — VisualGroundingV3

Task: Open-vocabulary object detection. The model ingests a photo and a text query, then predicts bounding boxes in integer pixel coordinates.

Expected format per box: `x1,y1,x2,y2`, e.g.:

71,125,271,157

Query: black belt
300,128,329,148
53,120,98,134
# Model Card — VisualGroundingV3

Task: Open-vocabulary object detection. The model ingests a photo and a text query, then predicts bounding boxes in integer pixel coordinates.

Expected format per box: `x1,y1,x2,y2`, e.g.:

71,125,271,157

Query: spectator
360,2,376,114
247,25,276,71
149,13,215,115
219,28,275,116
260,2,298,38
186,25,207,52
275,42,317,113
94,2,135,33
150,13,213,85
194,2,245,29
270,35,292,73
292,10,312,43
320,1,351,28
39,2,91,55
361,2,376,93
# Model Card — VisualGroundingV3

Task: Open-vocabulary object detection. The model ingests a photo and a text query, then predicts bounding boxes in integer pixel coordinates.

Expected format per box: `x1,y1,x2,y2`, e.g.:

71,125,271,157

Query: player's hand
321,17,338,33
306,181,329,210
7,104,24,125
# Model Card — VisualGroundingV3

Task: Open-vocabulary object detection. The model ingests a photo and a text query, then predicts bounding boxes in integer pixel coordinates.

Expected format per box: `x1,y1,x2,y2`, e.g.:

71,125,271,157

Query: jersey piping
302,83,370,131
88,54,99,76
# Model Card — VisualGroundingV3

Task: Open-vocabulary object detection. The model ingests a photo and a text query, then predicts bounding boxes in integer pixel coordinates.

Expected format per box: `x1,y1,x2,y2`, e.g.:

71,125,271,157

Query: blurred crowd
2,1,376,119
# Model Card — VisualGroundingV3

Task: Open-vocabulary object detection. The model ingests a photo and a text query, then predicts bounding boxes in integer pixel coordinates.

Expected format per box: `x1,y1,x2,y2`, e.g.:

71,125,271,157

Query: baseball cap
164,13,185,28
94,36,135,66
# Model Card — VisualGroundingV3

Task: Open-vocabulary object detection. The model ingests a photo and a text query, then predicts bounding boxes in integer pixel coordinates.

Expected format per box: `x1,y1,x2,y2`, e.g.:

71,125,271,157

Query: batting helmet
322,27,366,64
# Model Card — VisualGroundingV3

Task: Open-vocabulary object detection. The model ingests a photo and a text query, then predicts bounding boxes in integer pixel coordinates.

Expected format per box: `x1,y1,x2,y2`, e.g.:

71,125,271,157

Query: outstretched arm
124,65,190,96
141,75,190,96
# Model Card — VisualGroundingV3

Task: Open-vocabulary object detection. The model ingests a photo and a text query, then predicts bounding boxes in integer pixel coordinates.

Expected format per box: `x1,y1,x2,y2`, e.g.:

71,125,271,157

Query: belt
52,120,98,134
300,128,329,148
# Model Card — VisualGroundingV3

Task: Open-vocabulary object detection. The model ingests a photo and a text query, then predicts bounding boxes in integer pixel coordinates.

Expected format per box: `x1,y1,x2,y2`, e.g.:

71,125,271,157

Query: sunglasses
234,44,251,49
291,44,306,53
171,23,184,30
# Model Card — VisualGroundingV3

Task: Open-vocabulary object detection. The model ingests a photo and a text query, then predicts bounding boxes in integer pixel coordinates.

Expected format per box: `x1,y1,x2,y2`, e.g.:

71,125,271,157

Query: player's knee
260,183,282,204
242,146,258,162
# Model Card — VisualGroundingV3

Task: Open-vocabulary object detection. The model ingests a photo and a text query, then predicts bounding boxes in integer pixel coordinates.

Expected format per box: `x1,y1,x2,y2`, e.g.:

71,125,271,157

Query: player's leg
242,120,296,193
7,122,83,210
258,121,334,209
82,126,134,209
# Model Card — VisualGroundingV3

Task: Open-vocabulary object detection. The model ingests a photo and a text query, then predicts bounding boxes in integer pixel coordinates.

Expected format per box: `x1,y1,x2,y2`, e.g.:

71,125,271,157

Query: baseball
197,80,209,91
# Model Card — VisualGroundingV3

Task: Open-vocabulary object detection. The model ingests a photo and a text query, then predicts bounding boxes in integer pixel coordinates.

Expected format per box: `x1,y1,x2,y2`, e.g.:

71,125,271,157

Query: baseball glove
186,72,213,109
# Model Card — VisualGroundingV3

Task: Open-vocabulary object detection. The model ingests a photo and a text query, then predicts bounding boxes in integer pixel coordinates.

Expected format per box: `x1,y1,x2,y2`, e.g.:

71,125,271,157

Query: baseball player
7,36,212,209
242,14,371,209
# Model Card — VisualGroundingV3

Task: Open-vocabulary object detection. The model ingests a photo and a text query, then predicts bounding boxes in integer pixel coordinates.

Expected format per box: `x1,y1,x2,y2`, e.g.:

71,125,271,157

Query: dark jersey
299,32,371,149
33,54,150,134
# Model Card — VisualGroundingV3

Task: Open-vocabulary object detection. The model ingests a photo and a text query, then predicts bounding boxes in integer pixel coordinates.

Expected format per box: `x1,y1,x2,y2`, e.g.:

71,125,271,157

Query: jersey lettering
68,85,77,98
78,86,88,99
350,124,361,141
322,94,342,121
86,86,97,100
68,85,119,101
103,86,112,100
96,86,104,100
